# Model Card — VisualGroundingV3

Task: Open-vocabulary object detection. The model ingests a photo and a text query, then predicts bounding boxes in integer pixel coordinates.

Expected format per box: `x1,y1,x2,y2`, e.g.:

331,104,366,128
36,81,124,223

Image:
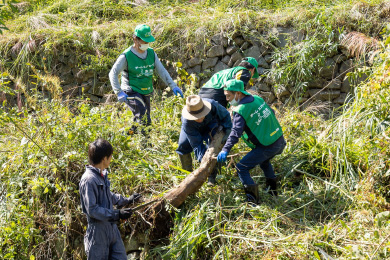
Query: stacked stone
183,27,368,108
55,53,112,103
2,27,369,107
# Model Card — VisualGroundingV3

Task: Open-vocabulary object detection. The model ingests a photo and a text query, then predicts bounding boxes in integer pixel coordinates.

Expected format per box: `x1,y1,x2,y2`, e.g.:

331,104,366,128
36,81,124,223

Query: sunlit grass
1,0,390,258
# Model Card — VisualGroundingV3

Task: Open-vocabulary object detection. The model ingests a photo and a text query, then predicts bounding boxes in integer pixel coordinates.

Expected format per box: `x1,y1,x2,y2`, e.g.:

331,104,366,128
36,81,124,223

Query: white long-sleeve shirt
109,46,178,94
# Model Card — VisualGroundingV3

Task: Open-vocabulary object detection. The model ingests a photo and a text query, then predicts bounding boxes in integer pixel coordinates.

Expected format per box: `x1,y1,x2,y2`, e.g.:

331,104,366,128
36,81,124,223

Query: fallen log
164,130,225,207
124,130,225,248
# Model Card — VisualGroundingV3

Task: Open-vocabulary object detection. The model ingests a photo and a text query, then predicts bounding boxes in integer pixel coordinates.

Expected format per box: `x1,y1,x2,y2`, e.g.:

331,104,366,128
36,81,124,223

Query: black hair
238,59,255,70
88,138,113,165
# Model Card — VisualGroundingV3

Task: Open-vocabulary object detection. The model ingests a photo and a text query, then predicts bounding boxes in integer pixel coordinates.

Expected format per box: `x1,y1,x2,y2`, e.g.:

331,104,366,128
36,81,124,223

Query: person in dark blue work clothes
217,79,286,204
176,95,232,185
80,138,142,259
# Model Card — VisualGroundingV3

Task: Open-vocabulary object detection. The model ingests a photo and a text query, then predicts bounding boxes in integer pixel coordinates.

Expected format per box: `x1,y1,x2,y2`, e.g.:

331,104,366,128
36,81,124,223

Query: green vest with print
233,95,283,147
123,47,155,95
202,66,247,89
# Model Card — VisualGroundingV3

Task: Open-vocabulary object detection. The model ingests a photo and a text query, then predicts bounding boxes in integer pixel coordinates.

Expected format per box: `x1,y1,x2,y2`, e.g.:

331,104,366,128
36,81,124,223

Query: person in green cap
198,57,260,108
216,79,286,205
109,24,184,135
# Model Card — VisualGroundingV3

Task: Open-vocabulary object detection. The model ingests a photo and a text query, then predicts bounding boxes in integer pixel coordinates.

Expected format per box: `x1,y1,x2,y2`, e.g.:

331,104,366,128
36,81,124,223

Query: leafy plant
269,16,341,102
1,0,390,259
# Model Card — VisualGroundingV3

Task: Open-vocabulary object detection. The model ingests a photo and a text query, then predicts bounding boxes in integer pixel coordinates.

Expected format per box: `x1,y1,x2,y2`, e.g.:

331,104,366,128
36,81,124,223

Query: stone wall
180,27,367,109
1,26,368,108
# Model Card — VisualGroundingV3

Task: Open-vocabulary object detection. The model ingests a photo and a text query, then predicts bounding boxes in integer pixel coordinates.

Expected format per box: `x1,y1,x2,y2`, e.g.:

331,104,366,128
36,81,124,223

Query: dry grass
340,31,380,60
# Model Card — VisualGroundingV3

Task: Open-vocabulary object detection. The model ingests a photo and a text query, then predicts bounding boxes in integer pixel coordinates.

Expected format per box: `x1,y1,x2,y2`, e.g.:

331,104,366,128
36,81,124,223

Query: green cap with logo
223,79,251,95
134,24,155,43
243,57,259,79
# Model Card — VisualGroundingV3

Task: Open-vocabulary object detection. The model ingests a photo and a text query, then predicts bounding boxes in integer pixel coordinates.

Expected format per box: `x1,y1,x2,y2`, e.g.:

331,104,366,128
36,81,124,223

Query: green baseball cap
134,24,155,43
243,57,259,79
223,79,251,95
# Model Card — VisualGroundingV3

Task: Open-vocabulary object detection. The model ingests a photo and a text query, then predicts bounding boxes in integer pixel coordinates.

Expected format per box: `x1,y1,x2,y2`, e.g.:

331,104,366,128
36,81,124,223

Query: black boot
207,163,220,186
179,154,193,172
265,178,278,196
243,184,260,205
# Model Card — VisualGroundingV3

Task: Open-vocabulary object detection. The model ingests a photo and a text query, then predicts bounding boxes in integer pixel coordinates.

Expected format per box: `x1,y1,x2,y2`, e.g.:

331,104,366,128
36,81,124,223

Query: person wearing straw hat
198,57,260,107
216,79,286,204
177,95,232,185
109,24,184,135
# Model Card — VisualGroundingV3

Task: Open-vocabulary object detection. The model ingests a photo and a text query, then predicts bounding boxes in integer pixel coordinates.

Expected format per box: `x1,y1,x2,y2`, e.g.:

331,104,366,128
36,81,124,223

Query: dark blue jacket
80,165,131,223
181,98,232,161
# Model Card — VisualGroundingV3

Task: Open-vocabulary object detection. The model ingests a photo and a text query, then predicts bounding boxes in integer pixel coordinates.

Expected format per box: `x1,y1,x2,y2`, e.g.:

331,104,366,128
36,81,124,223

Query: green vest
123,47,155,95
233,95,283,147
202,66,247,89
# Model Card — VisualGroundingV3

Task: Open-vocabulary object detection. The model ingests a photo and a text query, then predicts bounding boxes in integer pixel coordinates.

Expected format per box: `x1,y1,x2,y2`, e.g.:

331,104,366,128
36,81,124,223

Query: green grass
1,0,390,259
1,51,390,257
1,0,388,81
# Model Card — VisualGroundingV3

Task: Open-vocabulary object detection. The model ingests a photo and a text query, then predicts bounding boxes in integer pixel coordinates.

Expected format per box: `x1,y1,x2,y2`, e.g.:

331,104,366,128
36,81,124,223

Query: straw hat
182,95,212,120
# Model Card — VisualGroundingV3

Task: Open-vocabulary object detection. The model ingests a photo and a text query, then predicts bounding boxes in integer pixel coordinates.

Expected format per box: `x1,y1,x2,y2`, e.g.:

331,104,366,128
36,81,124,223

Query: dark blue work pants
84,221,127,260
124,90,151,133
236,136,286,185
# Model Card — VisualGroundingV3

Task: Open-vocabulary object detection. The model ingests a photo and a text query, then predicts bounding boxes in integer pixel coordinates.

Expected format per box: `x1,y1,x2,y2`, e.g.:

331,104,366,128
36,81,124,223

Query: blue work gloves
117,91,128,102
172,86,184,98
217,151,228,163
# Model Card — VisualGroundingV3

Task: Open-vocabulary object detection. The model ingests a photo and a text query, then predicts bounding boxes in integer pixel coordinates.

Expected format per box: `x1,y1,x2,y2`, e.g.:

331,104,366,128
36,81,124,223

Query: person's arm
154,53,177,89
222,113,246,153
183,122,206,162
109,55,127,94
214,102,232,130
154,53,183,97
111,192,131,207
80,180,120,222
193,143,207,162
111,191,141,207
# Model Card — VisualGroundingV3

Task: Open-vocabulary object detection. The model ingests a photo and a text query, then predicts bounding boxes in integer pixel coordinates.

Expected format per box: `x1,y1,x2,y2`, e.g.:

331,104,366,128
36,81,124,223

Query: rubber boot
265,178,278,197
179,153,193,172
207,163,220,186
243,184,260,205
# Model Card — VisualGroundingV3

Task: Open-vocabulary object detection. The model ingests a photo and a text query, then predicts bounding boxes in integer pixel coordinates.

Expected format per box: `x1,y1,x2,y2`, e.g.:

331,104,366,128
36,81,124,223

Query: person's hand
117,91,128,102
128,193,142,204
172,87,184,98
119,208,133,220
217,151,228,163
222,128,232,143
